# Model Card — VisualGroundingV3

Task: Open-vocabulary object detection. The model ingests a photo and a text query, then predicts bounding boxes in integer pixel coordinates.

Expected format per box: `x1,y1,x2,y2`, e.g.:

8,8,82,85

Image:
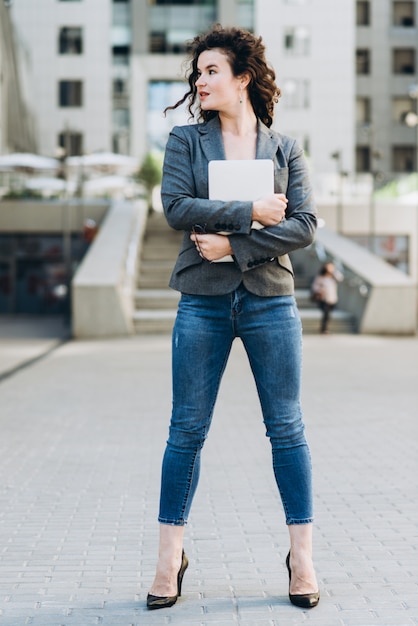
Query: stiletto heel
147,550,189,610
286,551,320,609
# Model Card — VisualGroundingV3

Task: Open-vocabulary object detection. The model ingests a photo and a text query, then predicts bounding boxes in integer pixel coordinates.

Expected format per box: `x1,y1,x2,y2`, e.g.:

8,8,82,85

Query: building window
152,0,215,4
149,2,216,53
282,79,310,109
393,48,415,74
58,130,83,156
58,80,83,107
393,1,415,26
284,26,310,56
356,1,370,25
112,45,130,65
356,97,371,124
356,49,370,74
392,145,415,171
112,107,130,130
349,235,409,273
58,27,83,54
148,81,188,151
237,0,254,31
356,146,371,172
113,78,128,96
392,96,415,122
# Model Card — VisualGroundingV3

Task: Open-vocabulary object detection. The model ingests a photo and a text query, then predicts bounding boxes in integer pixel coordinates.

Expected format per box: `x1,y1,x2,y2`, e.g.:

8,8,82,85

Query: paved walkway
0,319,417,626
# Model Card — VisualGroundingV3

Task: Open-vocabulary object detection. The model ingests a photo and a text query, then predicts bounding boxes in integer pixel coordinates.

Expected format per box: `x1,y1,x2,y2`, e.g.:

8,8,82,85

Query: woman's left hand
190,232,233,262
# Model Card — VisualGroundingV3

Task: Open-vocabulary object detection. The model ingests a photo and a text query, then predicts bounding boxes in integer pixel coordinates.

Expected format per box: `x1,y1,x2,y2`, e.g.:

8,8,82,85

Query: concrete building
355,0,418,177
8,0,355,176
10,0,113,158
8,0,418,178
0,1,36,154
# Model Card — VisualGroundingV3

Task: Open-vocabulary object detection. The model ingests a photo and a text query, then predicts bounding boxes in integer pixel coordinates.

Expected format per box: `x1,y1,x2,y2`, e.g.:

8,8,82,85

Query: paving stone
0,332,417,625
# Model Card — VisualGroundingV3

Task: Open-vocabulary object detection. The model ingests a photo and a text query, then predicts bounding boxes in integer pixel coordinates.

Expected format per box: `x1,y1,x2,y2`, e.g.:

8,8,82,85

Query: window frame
58,26,83,55
58,80,83,108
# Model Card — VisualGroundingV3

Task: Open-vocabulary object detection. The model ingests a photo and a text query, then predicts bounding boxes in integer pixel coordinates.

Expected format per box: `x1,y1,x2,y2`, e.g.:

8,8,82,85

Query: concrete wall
0,199,109,233
72,199,147,338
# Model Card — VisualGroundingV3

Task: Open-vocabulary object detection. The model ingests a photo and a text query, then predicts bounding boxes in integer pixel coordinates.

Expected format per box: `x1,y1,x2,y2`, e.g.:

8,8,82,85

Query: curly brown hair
164,24,281,128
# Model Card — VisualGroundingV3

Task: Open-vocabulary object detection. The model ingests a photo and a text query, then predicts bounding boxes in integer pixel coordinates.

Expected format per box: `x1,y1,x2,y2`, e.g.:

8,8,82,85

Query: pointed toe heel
147,550,189,610
286,551,320,609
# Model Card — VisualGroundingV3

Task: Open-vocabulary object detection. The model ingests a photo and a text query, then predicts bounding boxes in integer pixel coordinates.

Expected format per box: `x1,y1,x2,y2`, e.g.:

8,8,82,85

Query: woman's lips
199,91,209,99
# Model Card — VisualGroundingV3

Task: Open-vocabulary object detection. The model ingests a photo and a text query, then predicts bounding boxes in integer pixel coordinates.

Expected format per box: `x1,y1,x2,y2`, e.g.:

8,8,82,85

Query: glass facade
149,2,216,53
0,234,90,315
148,81,189,151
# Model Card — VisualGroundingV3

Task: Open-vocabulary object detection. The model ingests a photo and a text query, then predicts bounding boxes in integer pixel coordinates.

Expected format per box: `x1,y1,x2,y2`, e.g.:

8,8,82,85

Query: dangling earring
239,86,243,104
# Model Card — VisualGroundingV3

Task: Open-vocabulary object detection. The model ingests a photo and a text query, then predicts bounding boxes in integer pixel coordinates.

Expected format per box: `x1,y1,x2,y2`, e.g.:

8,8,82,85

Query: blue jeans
158,284,313,526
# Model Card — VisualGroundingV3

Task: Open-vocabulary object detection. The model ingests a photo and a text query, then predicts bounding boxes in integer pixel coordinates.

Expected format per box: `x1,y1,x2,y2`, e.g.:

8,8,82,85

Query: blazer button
215,223,221,229
227,223,234,231
234,225,241,231
247,261,253,268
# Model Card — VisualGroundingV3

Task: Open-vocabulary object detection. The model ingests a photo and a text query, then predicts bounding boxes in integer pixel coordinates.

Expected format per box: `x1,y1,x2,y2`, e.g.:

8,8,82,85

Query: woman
312,262,343,334
147,25,319,610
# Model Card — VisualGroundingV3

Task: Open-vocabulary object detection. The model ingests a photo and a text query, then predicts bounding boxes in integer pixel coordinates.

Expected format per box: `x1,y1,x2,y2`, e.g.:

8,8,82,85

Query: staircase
133,212,181,334
133,213,355,334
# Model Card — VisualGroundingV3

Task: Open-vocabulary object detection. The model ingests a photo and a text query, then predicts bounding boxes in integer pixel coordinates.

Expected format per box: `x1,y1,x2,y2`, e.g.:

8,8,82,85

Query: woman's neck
219,105,257,136
219,105,258,160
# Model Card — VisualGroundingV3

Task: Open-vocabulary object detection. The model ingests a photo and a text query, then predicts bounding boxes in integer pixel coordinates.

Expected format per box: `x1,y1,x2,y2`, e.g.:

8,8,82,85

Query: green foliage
2,188,43,200
136,152,163,209
134,152,163,210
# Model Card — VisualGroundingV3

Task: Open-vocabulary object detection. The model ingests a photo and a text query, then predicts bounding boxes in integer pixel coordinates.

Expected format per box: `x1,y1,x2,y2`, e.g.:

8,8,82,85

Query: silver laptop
208,159,274,203
208,159,274,261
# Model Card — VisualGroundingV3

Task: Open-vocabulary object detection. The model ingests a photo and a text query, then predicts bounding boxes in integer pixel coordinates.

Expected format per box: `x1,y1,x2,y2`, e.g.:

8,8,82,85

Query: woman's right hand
252,193,288,226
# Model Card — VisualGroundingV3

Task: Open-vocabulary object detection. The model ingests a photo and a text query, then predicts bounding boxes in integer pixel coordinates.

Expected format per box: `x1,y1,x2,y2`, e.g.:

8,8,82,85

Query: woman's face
195,48,243,113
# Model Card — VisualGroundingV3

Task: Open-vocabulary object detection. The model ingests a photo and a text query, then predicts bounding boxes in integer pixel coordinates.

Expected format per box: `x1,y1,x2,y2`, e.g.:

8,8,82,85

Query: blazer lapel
198,116,226,162
256,120,280,160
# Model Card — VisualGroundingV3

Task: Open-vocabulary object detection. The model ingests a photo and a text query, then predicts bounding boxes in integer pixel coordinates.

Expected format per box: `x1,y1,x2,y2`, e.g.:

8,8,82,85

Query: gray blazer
161,115,317,296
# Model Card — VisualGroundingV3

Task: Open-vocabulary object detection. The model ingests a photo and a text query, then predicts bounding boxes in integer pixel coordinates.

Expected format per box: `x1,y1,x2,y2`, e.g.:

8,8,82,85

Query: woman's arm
230,140,317,271
161,126,254,234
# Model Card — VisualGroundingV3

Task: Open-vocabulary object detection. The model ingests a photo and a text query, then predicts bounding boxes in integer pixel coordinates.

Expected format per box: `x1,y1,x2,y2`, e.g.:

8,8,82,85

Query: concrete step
132,309,177,334
132,305,355,335
294,288,312,308
137,260,175,286
142,245,181,261
133,214,355,335
135,288,179,310
299,308,356,334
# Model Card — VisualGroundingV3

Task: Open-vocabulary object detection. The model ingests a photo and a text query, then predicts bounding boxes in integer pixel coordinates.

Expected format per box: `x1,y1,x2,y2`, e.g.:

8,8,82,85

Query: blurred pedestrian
147,24,319,611
311,262,343,334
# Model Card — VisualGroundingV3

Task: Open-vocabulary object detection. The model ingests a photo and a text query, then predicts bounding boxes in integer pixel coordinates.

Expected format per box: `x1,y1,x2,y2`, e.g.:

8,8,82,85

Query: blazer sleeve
161,126,253,235
230,139,317,272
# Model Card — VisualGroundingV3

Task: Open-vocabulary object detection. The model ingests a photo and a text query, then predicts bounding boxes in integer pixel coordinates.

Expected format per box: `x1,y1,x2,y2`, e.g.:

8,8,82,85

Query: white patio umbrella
66,152,138,169
83,175,140,197
24,177,69,192
0,153,59,170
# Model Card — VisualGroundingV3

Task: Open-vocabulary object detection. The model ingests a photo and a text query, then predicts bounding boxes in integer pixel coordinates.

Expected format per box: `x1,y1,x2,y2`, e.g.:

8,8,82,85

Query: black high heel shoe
147,550,189,610
286,551,320,609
